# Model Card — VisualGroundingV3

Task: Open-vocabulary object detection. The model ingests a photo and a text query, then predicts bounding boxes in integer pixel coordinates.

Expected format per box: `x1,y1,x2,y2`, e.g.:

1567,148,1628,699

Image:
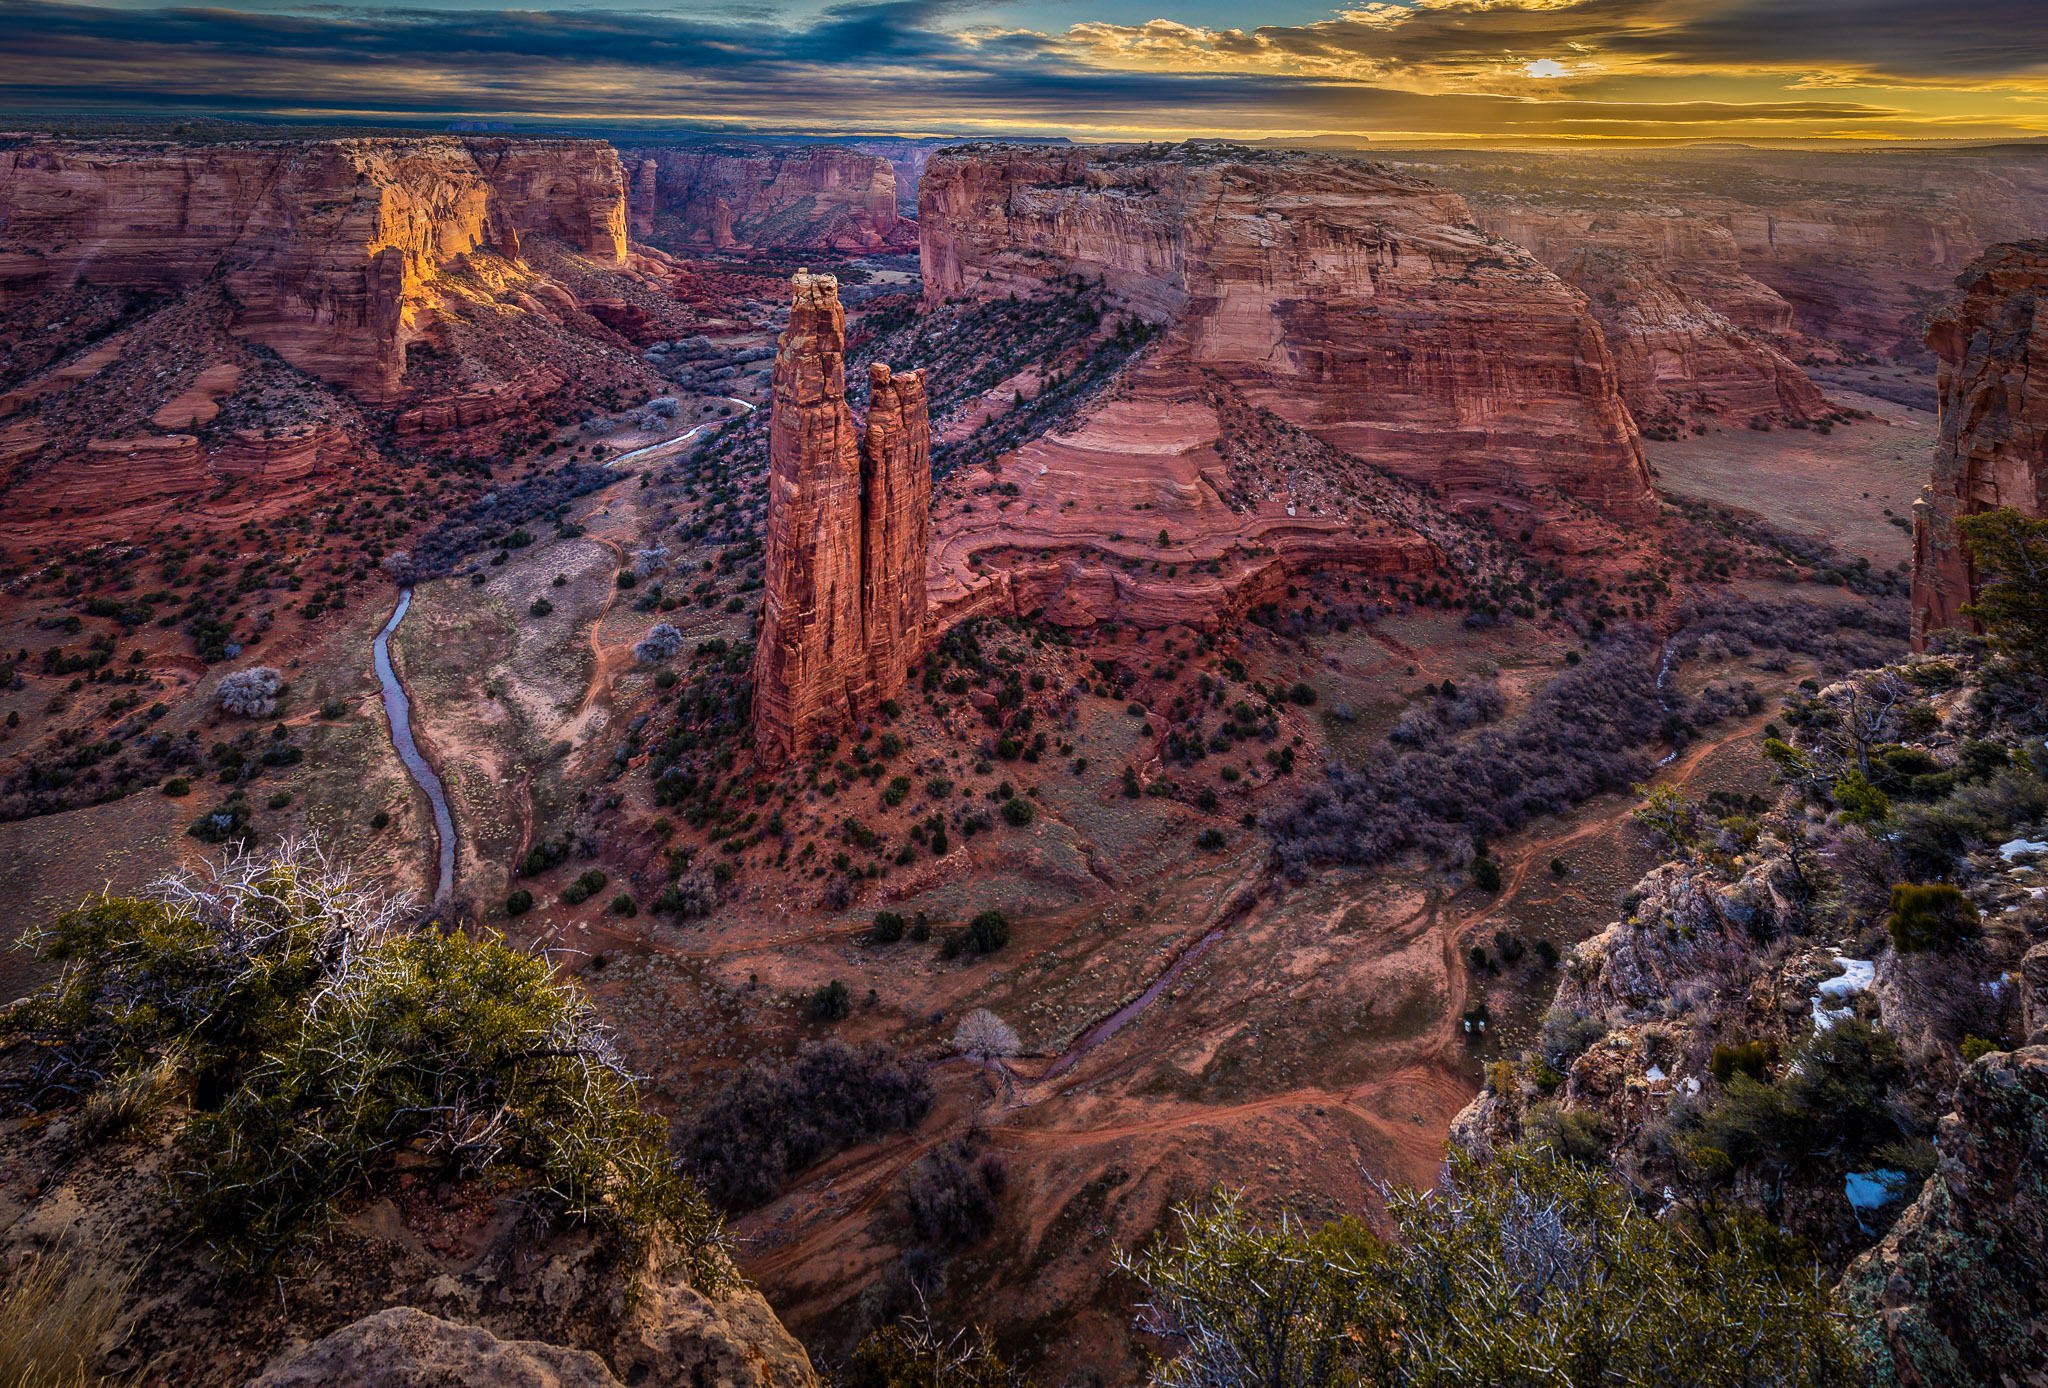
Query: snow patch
1811,952,1876,1031
1999,837,2048,861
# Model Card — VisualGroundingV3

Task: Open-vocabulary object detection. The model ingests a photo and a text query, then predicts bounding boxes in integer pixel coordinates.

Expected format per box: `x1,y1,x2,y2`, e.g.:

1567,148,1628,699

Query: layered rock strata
919,143,1655,524
0,136,628,402
622,145,910,253
1911,240,2048,648
753,272,929,762
1471,208,1828,422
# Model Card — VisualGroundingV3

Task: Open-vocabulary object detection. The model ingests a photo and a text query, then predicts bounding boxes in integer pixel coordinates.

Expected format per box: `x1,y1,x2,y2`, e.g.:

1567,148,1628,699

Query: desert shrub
965,910,1009,955
1710,1039,1780,1083
1684,1017,1907,1187
1000,796,1035,827
505,888,534,917
677,1040,931,1207
187,794,254,847
5,839,723,1279
529,597,555,618
215,666,285,717
871,911,906,943
1266,633,1666,876
561,867,608,905
1960,1034,2001,1063
1890,806,1977,881
654,870,718,918
1471,858,1502,892
901,1135,1007,1247
634,623,685,664
1887,882,1980,953
609,893,638,917
319,697,348,720
1538,1007,1607,1065
1672,595,1909,675
845,1313,1011,1388
1121,1147,1853,1388
1525,1102,1613,1167
806,979,851,1021
162,776,191,797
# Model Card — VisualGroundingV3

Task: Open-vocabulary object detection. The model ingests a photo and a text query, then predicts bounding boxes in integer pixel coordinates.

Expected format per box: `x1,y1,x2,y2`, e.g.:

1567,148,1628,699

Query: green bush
6,842,724,1280
1196,827,1226,851
561,868,609,906
1121,1147,1853,1386
966,910,1009,955
1471,858,1502,893
1960,1034,2001,1063
870,911,905,944
1000,796,1035,827
805,979,851,1022
506,889,534,917
370,810,390,830
1287,681,1318,706
319,697,347,720
529,597,554,618
1887,882,1979,953
162,777,191,797
609,893,637,917
1710,1039,1779,1083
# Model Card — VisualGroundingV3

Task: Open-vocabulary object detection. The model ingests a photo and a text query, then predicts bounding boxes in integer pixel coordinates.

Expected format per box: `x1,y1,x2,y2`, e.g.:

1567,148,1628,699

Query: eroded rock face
622,144,910,253
1840,1045,2048,1386
1911,240,2048,648
247,1307,622,1388
0,136,628,402
1470,208,1828,423
753,272,930,761
919,142,1655,523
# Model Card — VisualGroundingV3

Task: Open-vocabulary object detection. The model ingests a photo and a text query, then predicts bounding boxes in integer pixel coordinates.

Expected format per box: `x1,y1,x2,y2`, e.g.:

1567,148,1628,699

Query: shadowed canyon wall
919,142,1654,522
0,136,628,403
1912,239,2048,648
754,272,930,762
622,144,910,254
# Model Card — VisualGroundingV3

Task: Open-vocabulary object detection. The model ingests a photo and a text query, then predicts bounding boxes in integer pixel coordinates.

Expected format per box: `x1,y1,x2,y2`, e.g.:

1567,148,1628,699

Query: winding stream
365,396,758,905
374,589,457,903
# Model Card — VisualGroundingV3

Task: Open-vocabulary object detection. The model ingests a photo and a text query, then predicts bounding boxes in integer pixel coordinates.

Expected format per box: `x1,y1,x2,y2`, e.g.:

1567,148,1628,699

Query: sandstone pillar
861,362,931,703
754,271,867,762
753,273,932,763
1910,239,2048,651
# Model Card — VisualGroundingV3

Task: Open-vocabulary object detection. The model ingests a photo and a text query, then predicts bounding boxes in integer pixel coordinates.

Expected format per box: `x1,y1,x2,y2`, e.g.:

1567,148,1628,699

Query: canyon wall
622,144,910,254
0,136,628,402
1912,239,2048,648
1470,207,1827,422
920,143,1654,523
754,272,930,762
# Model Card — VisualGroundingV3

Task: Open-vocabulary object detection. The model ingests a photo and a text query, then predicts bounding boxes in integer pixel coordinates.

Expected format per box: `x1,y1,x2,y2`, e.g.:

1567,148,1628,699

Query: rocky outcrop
248,1308,621,1388
919,143,1654,523
753,272,930,761
1840,1046,2048,1386
1911,240,2048,649
0,136,628,402
1470,208,1828,423
623,144,910,254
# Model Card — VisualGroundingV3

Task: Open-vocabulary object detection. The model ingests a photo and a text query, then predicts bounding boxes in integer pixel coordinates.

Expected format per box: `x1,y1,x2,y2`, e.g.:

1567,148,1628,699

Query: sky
3,0,2047,142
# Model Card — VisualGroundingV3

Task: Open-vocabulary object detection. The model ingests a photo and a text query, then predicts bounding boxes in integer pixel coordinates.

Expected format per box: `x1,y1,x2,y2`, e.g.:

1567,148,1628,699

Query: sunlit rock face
1911,239,2048,649
919,142,1656,524
754,272,930,763
0,136,628,403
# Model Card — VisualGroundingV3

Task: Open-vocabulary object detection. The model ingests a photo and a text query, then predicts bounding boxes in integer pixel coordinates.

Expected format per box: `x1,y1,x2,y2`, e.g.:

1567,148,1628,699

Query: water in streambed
374,588,456,903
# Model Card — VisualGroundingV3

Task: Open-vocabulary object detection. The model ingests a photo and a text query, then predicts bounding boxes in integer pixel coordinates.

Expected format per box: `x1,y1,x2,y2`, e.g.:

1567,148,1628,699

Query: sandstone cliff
1911,239,2048,648
622,144,910,254
919,143,1654,524
753,272,930,761
0,136,628,403
1470,207,1828,423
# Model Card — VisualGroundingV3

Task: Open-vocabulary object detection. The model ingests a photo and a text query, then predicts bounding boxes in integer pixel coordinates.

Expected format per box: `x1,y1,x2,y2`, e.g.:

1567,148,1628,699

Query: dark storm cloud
0,0,1921,131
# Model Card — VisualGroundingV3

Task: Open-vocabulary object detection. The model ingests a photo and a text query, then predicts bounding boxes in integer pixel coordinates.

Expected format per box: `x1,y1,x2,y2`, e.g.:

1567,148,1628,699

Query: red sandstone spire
753,272,932,762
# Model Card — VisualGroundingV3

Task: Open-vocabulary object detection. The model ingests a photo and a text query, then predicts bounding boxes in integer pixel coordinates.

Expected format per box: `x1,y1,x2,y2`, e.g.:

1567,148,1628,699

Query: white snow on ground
1645,1063,1667,1083
1999,837,2048,861
1812,952,1876,1030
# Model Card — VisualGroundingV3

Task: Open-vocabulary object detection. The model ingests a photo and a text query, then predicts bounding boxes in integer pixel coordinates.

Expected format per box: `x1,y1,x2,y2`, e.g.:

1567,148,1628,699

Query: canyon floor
0,272,1931,1379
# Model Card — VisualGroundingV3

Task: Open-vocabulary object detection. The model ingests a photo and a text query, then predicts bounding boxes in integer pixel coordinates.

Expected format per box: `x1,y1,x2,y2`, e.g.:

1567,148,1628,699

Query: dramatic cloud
0,0,2041,139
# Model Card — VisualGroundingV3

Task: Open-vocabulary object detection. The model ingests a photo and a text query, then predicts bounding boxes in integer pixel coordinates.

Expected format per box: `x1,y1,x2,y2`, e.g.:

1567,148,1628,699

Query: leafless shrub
633,623,684,664
677,1040,932,1207
633,545,670,578
214,666,284,718
901,1133,1007,1247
